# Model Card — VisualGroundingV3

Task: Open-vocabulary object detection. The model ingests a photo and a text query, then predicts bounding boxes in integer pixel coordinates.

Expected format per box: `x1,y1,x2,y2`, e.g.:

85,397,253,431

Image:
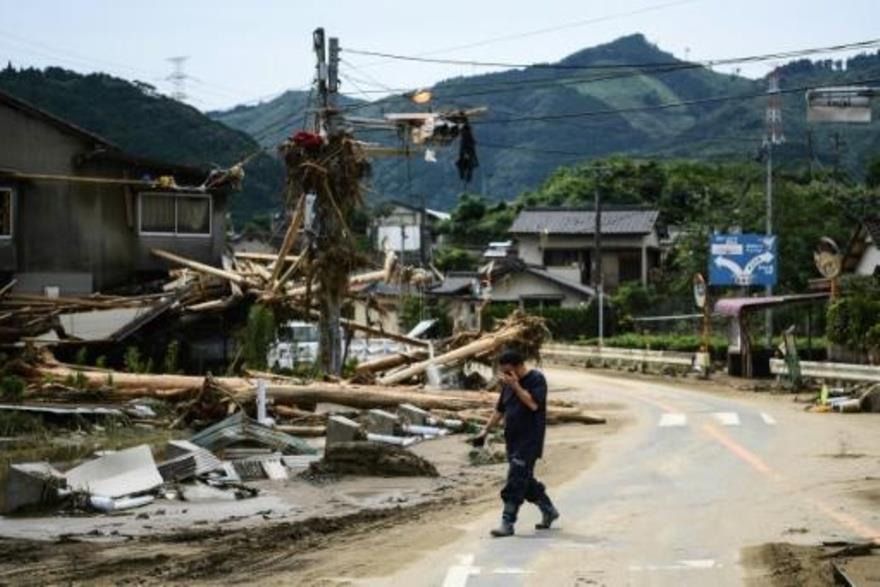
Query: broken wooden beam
152,249,247,285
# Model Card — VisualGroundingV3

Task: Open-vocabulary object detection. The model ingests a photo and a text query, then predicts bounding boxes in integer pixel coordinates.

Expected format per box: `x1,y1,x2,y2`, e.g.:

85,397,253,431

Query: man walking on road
474,349,559,538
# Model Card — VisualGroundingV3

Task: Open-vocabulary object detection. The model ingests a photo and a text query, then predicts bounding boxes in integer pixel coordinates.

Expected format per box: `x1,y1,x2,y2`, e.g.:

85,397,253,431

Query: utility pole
312,27,344,375
763,70,784,347
593,180,604,347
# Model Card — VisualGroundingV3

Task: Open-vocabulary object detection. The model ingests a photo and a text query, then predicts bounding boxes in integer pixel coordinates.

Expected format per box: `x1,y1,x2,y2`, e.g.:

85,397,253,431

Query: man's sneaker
490,522,515,538
535,506,559,530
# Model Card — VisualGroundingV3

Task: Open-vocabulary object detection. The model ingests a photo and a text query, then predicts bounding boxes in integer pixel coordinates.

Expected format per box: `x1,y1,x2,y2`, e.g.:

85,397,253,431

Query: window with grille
139,193,211,236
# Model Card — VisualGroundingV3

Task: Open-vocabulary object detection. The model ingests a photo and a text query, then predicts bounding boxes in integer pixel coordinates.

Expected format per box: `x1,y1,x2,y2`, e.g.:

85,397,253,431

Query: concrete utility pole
593,181,604,347
764,71,784,347
312,27,344,375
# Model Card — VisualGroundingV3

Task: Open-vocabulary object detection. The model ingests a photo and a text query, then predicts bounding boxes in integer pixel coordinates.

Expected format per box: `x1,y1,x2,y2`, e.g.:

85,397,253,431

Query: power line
345,38,880,72
338,39,880,113
351,0,700,70
469,76,880,126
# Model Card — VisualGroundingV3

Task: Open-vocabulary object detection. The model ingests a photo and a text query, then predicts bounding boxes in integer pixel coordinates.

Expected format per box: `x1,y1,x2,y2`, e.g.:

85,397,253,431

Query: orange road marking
702,422,880,543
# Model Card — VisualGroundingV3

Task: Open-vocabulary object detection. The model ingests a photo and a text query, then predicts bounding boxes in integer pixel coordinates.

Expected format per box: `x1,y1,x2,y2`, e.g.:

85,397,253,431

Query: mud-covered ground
0,413,622,585
744,541,880,586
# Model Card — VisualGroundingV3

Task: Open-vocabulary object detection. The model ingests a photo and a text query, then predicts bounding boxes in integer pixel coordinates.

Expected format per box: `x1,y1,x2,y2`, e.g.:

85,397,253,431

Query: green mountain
0,65,285,223
212,34,880,210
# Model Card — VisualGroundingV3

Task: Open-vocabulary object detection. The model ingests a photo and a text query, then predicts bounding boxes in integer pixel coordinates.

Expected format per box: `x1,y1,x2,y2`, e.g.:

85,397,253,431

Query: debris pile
810,382,880,414
2,413,316,515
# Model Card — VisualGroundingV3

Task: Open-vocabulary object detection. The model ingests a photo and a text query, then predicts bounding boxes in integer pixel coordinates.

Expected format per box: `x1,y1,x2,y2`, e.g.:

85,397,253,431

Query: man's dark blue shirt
495,369,548,461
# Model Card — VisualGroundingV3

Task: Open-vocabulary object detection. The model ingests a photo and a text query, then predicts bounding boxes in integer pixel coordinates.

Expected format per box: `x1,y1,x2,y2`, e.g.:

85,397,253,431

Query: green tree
434,246,477,272
240,304,277,370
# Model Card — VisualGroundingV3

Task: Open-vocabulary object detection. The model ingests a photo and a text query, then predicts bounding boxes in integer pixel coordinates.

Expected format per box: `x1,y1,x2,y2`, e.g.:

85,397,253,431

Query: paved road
370,367,880,586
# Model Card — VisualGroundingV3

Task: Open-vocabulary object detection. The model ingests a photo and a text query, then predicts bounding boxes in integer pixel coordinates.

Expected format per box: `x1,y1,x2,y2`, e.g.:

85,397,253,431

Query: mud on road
0,413,623,586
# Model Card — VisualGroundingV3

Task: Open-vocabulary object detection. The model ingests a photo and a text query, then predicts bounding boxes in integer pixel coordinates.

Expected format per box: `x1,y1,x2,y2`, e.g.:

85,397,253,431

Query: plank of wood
152,249,246,285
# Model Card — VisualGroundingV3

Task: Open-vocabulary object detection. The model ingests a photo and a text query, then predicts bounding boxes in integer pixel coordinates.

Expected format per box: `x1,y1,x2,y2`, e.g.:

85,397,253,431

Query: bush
0,375,26,401
582,333,727,357
826,275,880,358
240,304,277,370
434,246,477,272
163,340,181,374
124,346,149,373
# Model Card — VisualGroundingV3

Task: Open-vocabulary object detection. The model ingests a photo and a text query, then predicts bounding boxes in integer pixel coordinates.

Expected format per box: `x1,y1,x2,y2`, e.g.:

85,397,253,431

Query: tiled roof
430,273,478,295
509,207,660,236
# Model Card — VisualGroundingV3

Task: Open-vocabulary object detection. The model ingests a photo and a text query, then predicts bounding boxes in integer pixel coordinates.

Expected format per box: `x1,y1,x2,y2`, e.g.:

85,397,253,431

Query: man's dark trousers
500,455,553,524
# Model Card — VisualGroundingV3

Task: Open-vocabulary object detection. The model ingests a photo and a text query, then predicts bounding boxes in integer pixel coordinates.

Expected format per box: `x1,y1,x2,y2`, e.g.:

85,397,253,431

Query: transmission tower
166,56,189,102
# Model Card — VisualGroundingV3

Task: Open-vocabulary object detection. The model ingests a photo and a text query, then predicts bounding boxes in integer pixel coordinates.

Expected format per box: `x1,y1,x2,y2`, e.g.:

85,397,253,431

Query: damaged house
0,89,228,295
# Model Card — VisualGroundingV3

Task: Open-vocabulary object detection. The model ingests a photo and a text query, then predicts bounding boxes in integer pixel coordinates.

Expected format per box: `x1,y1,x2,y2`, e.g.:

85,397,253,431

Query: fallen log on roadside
21,363,602,425
378,312,548,385
355,350,430,375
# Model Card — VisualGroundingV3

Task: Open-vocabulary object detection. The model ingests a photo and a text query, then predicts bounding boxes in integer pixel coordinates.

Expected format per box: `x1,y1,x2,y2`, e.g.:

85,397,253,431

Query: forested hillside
213,34,880,210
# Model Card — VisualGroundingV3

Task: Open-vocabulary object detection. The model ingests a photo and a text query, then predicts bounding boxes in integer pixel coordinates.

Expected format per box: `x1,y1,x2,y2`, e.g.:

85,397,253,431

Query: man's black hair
498,349,525,366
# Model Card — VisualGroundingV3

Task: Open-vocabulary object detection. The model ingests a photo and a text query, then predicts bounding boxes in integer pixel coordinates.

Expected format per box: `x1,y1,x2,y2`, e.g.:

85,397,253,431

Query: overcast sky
0,0,877,111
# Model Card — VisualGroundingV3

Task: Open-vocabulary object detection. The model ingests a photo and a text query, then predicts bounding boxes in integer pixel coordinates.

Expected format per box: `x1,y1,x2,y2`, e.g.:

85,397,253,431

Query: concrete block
327,415,361,446
4,462,65,513
366,409,399,436
398,403,430,426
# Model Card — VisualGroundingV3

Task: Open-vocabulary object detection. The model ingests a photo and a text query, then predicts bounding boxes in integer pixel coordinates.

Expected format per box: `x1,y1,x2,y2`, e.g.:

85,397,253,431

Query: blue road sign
709,234,778,286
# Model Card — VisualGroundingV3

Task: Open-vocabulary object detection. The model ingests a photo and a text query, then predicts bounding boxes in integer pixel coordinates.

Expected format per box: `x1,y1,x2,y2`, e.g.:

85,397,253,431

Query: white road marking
760,412,777,425
713,412,740,426
659,413,687,427
630,559,719,571
442,554,480,587
491,567,533,575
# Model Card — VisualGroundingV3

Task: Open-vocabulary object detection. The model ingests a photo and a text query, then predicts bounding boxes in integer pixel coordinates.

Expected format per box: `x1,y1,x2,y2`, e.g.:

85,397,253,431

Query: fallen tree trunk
24,364,597,423
377,314,546,385
355,350,430,375
152,248,248,286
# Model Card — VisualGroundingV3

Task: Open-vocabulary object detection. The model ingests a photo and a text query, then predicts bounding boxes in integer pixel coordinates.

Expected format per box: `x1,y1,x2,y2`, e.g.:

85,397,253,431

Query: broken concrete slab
3,462,66,513
398,403,430,426
327,415,361,446
190,412,315,456
157,440,223,482
65,445,163,499
366,409,399,436
261,459,288,480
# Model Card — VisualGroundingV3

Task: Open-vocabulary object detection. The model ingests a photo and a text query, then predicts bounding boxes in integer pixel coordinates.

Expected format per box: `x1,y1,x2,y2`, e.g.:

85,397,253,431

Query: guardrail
770,358,880,383
543,343,694,367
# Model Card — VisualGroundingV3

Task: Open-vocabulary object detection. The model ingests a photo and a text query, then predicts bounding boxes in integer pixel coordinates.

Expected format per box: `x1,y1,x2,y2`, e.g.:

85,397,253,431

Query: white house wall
856,243,880,276
491,272,589,308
